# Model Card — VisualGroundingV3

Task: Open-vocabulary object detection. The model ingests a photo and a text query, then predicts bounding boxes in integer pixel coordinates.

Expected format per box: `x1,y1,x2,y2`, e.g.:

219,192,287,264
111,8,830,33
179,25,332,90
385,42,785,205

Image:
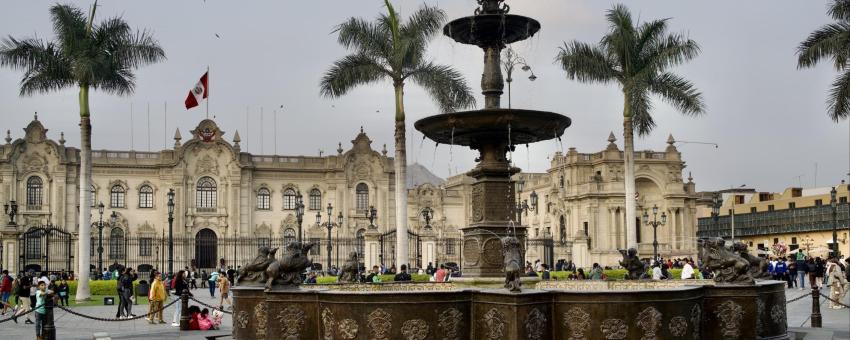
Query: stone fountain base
231,280,788,340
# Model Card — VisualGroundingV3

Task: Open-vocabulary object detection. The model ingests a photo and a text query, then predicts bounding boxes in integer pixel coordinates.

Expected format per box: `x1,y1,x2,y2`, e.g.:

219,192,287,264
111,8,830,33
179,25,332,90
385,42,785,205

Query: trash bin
135,280,150,298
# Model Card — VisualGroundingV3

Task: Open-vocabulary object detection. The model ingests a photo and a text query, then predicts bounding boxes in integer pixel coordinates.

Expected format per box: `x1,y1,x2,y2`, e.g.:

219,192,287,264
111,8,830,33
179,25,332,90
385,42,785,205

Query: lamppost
3,200,17,226
643,204,666,264
316,203,343,273
830,187,839,258
711,193,722,231
516,190,539,222
295,191,305,243
167,189,175,275
501,47,537,109
729,184,746,242
366,205,378,229
96,202,105,273
420,207,434,230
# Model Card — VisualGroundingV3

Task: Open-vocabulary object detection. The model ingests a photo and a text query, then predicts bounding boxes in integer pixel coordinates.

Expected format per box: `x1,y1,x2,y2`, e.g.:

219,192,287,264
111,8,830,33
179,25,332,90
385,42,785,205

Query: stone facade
0,116,698,273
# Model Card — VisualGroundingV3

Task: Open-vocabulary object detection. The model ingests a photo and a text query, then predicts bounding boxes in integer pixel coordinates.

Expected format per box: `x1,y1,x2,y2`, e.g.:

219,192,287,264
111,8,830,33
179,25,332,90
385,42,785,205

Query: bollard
179,289,190,331
810,286,822,328
42,292,56,340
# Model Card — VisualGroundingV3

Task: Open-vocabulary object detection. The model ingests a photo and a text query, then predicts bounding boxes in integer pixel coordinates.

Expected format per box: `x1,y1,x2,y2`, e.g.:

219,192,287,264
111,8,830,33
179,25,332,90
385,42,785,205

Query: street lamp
502,47,537,109
366,205,378,229
516,191,538,224
167,189,175,275
97,202,105,273
420,207,434,230
643,204,667,263
295,191,305,243
4,200,17,226
316,203,343,273
830,187,839,258
729,184,746,242
711,193,722,230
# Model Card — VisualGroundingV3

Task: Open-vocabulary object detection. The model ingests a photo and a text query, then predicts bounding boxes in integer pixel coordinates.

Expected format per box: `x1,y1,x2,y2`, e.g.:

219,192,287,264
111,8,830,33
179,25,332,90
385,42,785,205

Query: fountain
230,1,790,339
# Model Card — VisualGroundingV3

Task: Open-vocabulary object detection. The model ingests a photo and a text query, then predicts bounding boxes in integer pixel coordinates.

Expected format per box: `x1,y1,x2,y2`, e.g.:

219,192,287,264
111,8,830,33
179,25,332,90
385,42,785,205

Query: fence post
810,286,822,328
179,289,190,330
42,292,56,340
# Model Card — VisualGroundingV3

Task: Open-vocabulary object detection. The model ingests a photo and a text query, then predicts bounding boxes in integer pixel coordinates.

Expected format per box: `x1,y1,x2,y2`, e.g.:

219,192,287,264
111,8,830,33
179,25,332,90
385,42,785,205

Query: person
541,264,551,281
366,266,382,283
0,270,12,315
148,271,167,324
218,272,232,310
426,262,435,276
207,270,218,298
210,308,224,330
796,251,807,290
34,281,49,340
12,272,33,324
171,270,192,327
534,259,543,273
787,257,797,288
394,264,412,282
435,264,448,283
189,268,198,290
827,258,849,309
773,258,787,282
201,270,208,289
56,279,69,306
305,272,317,284
681,260,695,280
102,268,110,280
814,257,826,287
117,268,137,319
652,262,663,280
226,266,236,286
589,263,603,280
188,305,201,330
198,308,213,330
806,258,818,288
576,268,587,280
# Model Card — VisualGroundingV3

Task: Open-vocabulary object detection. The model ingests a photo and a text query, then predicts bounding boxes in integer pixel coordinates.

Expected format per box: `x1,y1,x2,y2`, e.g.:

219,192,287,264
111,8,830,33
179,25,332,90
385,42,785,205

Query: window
139,185,153,208
814,199,823,206
789,202,796,209
356,183,369,213
139,237,152,256
773,238,779,245
768,205,775,212
735,195,745,204
26,176,43,209
356,229,365,258
445,239,456,255
110,185,125,208
258,238,271,248
90,185,97,207
309,189,322,210
791,237,797,244
196,177,217,211
109,227,125,260
841,197,848,204
583,221,589,237
283,228,296,245
282,188,296,210
750,207,757,213
25,233,41,260
257,188,271,210
559,176,564,188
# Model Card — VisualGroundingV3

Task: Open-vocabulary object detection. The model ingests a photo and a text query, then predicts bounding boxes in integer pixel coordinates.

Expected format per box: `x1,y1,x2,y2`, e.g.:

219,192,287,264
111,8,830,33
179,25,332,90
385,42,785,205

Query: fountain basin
444,14,541,47
232,280,789,340
414,109,571,147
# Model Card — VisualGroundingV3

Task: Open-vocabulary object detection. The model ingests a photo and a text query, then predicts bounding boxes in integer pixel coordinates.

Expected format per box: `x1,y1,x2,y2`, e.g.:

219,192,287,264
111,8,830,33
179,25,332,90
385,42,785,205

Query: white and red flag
184,71,208,109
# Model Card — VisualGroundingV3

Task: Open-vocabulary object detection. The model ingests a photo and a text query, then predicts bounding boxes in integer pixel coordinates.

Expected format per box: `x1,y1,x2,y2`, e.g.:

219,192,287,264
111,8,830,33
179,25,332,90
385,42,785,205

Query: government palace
0,115,699,275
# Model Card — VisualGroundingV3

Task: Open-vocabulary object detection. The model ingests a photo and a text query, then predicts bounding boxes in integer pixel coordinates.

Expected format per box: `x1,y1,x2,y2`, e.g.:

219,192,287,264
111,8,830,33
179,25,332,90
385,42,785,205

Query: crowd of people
766,252,849,309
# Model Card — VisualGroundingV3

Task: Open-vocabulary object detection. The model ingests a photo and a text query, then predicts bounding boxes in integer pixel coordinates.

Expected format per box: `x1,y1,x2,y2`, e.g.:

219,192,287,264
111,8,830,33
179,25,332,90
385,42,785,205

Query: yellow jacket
149,278,166,302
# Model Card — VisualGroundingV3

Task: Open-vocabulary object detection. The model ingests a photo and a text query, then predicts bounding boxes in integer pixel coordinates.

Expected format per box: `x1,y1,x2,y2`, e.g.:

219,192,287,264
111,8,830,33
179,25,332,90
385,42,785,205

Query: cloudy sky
0,0,846,193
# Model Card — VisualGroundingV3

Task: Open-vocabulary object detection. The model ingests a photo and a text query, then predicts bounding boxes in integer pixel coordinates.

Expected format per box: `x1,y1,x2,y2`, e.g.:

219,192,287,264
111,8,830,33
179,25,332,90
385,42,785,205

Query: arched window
110,185,125,208
196,177,217,211
138,185,153,208
282,188,296,210
90,185,97,207
257,188,271,210
26,176,43,209
283,228,296,245
356,228,366,258
356,183,369,212
309,189,322,210
109,227,125,260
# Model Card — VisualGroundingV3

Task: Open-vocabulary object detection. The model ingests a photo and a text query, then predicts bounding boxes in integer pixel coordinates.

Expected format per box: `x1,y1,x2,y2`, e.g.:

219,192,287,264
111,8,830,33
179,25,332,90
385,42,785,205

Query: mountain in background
407,163,445,189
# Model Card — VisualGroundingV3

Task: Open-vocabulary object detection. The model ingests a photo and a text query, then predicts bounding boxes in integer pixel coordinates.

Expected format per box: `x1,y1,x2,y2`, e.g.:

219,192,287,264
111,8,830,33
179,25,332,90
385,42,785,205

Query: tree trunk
623,109,637,251
393,83,409,269
76,85,92,301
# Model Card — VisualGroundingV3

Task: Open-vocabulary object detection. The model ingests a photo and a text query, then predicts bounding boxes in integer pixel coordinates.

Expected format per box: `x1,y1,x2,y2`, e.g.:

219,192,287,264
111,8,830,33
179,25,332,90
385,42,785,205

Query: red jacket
0,275,12,293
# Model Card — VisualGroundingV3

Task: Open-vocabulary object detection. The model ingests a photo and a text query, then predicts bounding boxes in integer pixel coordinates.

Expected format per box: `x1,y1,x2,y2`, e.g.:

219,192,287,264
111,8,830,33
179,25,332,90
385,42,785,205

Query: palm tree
557,4,704,251
321,0,475,269
798,0,850,121
0,2,165,300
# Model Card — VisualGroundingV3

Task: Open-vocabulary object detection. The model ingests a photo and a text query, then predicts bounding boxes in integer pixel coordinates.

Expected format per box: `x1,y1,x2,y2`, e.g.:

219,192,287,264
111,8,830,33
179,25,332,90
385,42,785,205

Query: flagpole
273,109,277,155
245,106,249,153
146,102,151,151
206,65,210,119
164,101,167,149
260,106,264,155
130,103,134,150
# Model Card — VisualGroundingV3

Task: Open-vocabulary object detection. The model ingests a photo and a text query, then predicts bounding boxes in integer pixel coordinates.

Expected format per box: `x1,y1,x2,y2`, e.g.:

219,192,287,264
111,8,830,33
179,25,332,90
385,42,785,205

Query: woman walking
171,270,191,327
117,268,137,318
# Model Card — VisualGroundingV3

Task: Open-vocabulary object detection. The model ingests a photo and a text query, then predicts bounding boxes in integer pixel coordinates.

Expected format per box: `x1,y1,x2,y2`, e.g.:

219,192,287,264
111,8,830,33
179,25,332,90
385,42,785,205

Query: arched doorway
195,229,217,269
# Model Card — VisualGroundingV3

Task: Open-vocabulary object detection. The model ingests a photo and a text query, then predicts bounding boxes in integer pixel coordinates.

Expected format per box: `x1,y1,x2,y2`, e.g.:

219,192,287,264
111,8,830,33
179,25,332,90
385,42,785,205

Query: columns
364,228,381,270
420,228,436,269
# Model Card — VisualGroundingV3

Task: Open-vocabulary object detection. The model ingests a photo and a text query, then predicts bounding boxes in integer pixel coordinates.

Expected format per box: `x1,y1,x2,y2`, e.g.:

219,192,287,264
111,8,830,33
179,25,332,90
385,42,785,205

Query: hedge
541,269,686,281
313,274,431,284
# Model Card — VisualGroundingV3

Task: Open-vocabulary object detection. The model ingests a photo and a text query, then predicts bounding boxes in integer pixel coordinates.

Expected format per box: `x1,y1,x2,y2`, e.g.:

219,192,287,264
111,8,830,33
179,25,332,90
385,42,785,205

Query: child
188,305,201,330
34,281,49,340
57,280,69,306
197,308,213,330
210,309,224,330
148,271,167,324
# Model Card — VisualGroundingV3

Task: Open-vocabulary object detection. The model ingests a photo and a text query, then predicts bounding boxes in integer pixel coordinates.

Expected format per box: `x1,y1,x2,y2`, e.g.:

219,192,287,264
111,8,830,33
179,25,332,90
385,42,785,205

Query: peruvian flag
184,71,208,109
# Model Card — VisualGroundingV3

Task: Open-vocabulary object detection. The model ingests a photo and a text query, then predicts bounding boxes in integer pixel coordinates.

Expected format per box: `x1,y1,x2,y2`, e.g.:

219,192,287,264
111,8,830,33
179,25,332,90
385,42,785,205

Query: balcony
697,204,849,238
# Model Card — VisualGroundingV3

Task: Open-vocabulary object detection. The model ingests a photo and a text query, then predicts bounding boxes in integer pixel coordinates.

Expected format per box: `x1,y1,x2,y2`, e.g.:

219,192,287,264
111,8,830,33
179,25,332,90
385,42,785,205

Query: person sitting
198,308,213,330
210,309,224,330
541,264,551,281
188,306,201,330
393,265,412,282
305,272,317,284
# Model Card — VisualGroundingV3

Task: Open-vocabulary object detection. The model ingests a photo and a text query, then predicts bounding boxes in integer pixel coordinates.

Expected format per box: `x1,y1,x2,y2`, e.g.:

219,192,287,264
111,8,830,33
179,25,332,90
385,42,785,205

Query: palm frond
334,17,391,60
827,68,850,121
797,22,850,70
401,4,445,43
828,0,850,20
320,53,389,98
95,17,166,71
628,90,656,136
408,62,476,112
602,4,638,76
641,32,700,76
649,72,705,116
49,4,87,54
557,40,619,84
0,37,74,95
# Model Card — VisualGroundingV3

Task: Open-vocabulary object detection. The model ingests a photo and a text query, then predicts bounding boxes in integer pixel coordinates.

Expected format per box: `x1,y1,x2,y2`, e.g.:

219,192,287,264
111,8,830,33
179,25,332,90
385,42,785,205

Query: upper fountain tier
444,0,540,47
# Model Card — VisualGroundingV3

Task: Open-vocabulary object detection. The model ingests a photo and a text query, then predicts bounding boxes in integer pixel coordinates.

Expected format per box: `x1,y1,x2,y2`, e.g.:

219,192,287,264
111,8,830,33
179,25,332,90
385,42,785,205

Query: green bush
542,268,686,281
314,273,431,284
68,279,121,295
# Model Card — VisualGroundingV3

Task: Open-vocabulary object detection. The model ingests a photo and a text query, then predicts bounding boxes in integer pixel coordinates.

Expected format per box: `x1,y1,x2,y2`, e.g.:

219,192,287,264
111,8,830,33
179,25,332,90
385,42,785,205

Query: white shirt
652,267,663,280
681,263,694,279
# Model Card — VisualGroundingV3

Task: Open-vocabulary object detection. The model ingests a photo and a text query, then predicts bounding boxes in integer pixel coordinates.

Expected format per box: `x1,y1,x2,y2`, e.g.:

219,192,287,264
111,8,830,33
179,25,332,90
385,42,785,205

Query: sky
0,0,847,193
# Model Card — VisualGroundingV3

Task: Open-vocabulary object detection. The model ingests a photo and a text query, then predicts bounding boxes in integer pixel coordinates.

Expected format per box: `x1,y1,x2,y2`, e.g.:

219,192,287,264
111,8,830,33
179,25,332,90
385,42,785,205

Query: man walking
796,251,807,290
12,272,33,324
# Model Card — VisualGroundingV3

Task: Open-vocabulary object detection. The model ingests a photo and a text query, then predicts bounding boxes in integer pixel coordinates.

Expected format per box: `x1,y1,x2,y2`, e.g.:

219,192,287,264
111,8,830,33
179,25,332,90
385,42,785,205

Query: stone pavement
1,288,232,340
785,286,850,340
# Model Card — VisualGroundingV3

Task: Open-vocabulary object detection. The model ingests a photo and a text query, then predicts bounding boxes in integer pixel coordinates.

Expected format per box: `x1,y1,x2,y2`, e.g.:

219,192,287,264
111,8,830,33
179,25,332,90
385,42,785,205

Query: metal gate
18,225,73,274
379,230,421,269
195,229,218,270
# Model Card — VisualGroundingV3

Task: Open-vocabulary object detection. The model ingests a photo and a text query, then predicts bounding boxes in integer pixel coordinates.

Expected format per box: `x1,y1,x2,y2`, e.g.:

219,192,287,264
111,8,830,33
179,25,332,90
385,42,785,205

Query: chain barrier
187,296,233,315
819,292,850,309
0,303,44,324
785,293,810,305
53,298,179,322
